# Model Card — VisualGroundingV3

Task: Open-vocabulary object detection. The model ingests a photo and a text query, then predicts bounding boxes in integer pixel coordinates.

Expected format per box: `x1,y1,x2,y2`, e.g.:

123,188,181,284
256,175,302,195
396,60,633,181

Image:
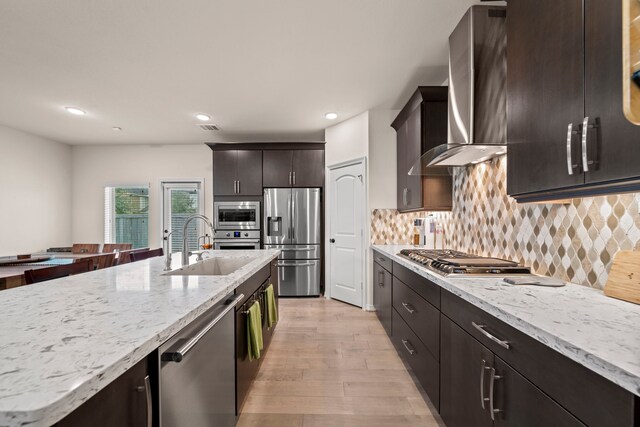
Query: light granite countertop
0,249,279,427
372,244,640,397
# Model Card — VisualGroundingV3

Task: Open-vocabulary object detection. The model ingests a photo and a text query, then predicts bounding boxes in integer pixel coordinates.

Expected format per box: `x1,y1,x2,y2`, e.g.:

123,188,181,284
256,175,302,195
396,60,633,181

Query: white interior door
329,162,364,307
162,181,204,253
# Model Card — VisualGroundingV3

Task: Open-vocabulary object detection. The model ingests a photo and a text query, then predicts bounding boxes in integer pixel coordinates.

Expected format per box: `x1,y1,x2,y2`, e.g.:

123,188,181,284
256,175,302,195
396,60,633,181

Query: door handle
480,359,491,409
330,238,336,243
135,375,152,427
489,367,503,420
472,322,510,349
581,117,598,172
566,123,579,175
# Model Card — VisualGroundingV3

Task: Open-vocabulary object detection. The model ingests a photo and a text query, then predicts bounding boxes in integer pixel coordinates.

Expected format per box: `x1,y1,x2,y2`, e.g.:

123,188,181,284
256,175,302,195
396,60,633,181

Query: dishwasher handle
162,294,244,363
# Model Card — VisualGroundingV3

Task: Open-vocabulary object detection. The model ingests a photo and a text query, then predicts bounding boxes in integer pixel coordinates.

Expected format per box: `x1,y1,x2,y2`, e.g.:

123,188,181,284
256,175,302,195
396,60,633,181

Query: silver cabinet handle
489,367,503,420
293,171,296,186
277,262,315,267
402,188,408,206
566,123,578,175
378,270,384,287
581,117,598,172
472,322,510,349
376,257,386,263
136,375,152,427
401,339,416,355
237,180,240,194
401,302,416,314
480,359,491,409
288,172,292,186
162,294,244,362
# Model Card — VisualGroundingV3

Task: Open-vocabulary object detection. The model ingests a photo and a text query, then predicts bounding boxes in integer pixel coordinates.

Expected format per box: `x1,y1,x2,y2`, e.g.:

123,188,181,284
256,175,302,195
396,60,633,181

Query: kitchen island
0,249,279,427
372,245,640,427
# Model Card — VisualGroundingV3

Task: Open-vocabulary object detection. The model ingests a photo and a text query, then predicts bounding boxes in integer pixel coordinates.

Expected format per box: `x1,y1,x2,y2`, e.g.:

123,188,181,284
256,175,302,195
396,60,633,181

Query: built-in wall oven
214,201,261,250
214,201,260,230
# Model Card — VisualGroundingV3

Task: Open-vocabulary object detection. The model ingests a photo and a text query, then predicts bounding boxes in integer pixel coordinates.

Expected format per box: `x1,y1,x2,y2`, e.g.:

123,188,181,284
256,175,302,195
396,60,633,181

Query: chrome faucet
182,214,215,266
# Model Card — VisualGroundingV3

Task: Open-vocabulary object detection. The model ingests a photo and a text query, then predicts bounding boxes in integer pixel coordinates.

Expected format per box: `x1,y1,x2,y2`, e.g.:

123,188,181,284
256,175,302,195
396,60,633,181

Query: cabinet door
292,150,324,187
213,150,238,196
57,357,150,427
373,262,392,336
404,107,423,210
263,150,293,187
396,121,408,210
493,358,585,427
440,315,493,427
506,0,585,196
236,150,263,195
584,0,640,184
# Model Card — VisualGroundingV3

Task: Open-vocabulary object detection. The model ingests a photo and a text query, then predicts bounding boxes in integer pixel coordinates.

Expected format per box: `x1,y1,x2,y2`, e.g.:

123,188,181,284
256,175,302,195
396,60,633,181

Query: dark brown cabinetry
213,150,262,196
263,149,324,188
235,263,278,415
372,255,392,335
507,0,640,201
56,357,151,427
392,87,452,212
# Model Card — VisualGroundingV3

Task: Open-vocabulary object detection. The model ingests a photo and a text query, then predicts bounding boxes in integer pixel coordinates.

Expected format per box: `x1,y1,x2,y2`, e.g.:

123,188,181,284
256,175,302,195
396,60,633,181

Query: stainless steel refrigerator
263,188,321,296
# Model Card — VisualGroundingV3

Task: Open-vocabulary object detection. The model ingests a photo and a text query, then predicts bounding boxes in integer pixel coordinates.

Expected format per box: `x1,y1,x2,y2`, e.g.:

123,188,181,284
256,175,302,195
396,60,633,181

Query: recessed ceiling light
65,107,86,116
196,113,211,121
325,112,338,120
112,127,122,131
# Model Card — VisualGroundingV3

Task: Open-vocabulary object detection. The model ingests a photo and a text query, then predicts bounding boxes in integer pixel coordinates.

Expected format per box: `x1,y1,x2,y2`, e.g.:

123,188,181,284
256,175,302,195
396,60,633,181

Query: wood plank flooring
238,298,444,427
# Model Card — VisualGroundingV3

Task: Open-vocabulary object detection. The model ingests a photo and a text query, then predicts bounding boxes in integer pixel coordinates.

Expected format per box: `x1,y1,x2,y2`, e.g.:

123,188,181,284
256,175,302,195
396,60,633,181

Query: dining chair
116,248,149,265
130,248,164,262
72,243,101,254
102,243,132,253
24,259,93,285
80,253,117,270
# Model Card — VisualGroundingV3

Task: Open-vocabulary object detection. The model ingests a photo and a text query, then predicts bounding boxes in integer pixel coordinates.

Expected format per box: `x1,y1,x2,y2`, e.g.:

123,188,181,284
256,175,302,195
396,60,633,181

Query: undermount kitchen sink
162,256,253,276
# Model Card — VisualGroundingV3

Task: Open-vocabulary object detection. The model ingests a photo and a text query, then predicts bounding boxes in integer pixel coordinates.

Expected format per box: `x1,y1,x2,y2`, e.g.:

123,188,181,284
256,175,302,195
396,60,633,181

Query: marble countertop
372,245,640,397
0,249,279,427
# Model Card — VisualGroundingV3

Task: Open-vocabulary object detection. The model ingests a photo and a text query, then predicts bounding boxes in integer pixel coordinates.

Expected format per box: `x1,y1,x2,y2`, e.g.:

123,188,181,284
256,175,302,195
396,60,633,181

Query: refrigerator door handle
291,193,296,241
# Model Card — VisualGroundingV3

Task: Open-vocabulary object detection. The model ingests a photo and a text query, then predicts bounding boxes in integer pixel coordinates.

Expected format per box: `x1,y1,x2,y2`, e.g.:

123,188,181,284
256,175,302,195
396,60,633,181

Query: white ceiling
0,0,481,145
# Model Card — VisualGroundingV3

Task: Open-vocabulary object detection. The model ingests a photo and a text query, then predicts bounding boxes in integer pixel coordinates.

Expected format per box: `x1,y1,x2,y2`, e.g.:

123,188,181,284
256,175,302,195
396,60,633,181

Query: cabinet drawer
393,277,439,360
391,309,440,410
441,290,637,427
372,251,392,272
392,261,440,309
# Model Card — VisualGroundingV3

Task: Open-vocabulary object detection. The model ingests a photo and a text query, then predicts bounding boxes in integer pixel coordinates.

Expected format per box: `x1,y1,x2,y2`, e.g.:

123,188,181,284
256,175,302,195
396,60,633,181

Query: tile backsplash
371,156,640,289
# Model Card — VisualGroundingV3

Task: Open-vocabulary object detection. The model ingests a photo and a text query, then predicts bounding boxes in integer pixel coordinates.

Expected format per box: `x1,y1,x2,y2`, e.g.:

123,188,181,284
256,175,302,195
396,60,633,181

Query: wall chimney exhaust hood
409,5,507,175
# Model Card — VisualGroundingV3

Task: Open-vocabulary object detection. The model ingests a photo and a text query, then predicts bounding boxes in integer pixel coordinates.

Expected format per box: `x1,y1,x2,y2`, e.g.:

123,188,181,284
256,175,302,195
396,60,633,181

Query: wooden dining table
0,253,98,290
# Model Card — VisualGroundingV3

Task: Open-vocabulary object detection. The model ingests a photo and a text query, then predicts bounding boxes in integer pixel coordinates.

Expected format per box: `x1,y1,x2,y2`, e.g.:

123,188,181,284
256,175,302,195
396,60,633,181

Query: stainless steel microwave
214,201,260,230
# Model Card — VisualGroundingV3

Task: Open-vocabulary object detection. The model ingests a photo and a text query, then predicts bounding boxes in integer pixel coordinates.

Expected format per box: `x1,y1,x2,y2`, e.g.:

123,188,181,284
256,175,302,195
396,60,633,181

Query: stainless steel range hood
409,5,507,175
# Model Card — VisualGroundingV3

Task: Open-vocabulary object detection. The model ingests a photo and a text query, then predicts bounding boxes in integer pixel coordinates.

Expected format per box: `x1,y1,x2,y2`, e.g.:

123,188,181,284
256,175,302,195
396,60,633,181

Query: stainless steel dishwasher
159,292,243,427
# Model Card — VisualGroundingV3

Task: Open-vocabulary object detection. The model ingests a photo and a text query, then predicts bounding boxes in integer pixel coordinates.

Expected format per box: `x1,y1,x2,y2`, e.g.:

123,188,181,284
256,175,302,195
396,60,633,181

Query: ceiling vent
198,124,220,131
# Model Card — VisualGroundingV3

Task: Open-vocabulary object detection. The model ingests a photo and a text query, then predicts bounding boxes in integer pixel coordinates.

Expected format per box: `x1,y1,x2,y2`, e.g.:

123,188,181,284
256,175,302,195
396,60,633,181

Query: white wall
324,111,369,168
368,109,399,209
0,125,72,256
71,144,212,249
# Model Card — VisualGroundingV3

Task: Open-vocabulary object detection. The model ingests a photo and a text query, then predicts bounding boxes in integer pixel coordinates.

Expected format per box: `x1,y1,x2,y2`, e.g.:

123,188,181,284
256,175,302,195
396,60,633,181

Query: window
161,181,204,253
104,186,149,249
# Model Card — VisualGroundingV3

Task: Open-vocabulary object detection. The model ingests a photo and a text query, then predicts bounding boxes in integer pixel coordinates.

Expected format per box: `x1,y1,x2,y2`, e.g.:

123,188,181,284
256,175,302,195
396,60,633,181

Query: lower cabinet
56,357,150,427
372,260,392,335
440,315,584,427
235,262,279,415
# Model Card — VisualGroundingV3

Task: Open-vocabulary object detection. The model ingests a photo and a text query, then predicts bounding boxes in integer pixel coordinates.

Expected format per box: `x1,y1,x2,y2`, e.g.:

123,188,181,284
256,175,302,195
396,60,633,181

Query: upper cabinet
392,87,452,213
263,149,324,188
213,150,262,196
507,0,640,201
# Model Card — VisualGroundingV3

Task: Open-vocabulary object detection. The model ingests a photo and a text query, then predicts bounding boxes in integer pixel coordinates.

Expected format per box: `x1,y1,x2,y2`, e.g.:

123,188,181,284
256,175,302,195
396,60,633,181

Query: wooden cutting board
604,250,640,305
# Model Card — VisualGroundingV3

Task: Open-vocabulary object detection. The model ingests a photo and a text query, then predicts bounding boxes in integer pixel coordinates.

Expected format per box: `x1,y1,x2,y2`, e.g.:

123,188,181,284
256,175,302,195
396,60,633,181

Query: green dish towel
265,283,278,328
247,301,263,361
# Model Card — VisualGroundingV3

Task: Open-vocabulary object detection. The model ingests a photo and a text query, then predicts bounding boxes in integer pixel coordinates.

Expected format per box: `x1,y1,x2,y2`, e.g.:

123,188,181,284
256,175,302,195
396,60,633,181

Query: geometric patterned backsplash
371,156,640,289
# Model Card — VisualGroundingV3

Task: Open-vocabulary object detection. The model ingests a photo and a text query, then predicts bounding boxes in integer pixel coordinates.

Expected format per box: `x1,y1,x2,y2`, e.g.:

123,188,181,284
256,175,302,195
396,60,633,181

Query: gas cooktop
398,249,531,276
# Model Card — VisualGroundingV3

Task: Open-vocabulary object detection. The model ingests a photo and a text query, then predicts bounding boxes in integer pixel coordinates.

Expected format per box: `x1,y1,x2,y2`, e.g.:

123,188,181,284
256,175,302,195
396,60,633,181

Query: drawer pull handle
480,359,491,409
401,339,416,355
472,322,510,349
401,302,416,314
376,257,386,263
489,367,503,420
378,270,384,287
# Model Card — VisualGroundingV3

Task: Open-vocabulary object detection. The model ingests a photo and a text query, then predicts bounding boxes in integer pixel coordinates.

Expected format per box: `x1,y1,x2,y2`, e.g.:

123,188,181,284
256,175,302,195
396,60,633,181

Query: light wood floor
237,298,445,427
